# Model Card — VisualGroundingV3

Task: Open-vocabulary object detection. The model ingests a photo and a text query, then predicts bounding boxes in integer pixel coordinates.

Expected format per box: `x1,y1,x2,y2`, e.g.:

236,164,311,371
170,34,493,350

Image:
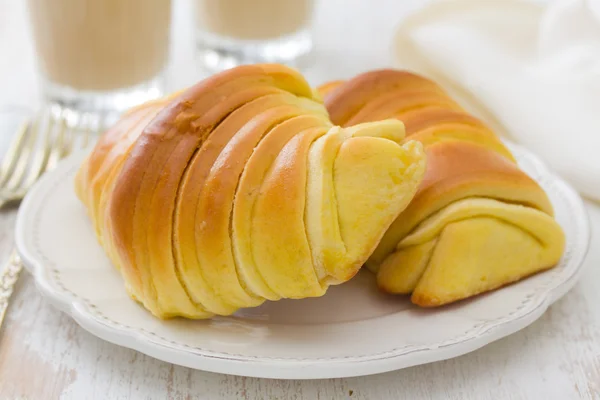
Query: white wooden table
1,1,599,398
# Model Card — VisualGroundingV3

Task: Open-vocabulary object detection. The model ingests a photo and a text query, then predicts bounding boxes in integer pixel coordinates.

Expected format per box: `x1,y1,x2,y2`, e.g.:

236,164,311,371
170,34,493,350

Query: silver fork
0,106,100,327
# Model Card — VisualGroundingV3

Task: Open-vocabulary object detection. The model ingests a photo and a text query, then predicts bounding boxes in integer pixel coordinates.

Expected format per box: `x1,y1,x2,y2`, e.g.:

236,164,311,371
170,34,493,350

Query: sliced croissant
320,69,565,307
75,64,426,318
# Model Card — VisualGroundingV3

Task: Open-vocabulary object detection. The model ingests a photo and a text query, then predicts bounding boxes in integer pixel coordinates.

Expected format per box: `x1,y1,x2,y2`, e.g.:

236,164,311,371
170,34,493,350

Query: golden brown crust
316,80,345,98
401,108,488,134
416,142,552,213
321,70,514,161
346,89,463,127
403,126,514,161
324,69,445,126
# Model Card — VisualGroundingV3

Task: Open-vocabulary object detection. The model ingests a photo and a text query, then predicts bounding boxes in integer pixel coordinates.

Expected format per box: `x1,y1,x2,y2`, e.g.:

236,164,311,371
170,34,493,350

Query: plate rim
14,141,591,379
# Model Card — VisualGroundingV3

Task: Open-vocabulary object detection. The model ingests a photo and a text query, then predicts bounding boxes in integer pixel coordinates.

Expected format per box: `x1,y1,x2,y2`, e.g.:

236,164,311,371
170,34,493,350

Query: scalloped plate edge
14,142,591,379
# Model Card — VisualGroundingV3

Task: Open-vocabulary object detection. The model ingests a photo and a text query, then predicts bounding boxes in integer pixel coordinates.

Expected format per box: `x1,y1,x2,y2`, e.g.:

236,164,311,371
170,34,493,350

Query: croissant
75,64,427,318
319,69,566,307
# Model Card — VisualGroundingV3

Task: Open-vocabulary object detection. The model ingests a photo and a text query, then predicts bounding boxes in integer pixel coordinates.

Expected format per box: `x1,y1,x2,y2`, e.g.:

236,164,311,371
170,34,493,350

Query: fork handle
0,250,23,328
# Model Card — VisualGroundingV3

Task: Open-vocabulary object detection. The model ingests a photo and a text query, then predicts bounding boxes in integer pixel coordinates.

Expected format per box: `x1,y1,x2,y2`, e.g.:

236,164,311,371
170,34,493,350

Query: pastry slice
305,120,426,284
251,120,426,298
174,93,327,315
373,142,564,306
378,197,565,305
191,104,327,312
232,116,330,301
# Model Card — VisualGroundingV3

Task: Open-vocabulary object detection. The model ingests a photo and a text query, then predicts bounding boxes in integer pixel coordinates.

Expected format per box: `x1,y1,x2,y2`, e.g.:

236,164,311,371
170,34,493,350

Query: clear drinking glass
26,0,172,113
194,0,315,72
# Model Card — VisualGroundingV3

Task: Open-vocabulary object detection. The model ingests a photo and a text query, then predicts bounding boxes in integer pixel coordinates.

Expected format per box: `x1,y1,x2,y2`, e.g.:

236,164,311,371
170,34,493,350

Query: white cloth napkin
393,0,600,201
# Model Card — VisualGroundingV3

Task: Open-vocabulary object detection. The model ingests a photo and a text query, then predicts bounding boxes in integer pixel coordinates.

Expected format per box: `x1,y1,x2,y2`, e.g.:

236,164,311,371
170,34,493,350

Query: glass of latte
194,0,315,72
27,0,172,112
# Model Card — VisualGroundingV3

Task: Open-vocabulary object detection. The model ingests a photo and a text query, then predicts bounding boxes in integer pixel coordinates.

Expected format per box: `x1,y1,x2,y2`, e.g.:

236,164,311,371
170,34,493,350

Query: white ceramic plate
15,142,590,379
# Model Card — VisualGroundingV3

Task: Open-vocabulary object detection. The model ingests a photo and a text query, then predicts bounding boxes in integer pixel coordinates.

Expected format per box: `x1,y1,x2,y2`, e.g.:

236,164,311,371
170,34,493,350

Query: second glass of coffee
194,0,315,71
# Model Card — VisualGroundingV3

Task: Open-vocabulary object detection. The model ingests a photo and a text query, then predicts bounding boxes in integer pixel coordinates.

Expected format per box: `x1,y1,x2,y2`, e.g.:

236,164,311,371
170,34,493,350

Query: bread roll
319,69,565,307
75,64,426,318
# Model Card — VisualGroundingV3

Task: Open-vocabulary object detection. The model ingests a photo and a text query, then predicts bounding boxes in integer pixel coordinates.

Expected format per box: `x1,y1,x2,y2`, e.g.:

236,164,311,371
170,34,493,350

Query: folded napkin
394,0,600,201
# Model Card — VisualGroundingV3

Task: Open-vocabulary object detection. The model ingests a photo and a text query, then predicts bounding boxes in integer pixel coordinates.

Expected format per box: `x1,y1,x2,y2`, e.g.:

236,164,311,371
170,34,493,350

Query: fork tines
0,105,101,205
